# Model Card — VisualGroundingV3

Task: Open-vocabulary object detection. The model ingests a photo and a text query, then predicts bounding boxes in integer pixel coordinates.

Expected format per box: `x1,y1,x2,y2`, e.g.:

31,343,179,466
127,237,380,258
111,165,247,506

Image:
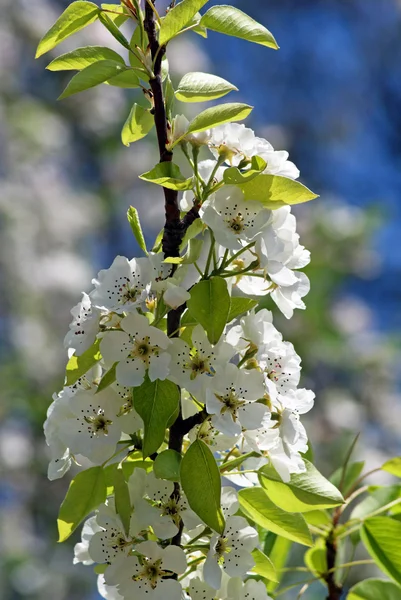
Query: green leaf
98,12,131,50
121,455,153,480
361,516,401,584
176,72,238,103
185,102,253,137
58,60,128,99
101,3,129,26
227,297,258,323
230,174,318,209
383,458,401,478
127,206,148,255
133,376,180,458
330,461,365,496
94,563,108,575
179,219,204,252
251,548,278,582
187,277,230,344
348,579,401,600
187,12,208,38
96,363,117,393
304,541,327,578
349,485,401,545
36,1,100,58
351,485,401,522
159,0,211,46
106,70,140,88
122,104,154,147
65,339,101,386
113,468,131,536
223,156,267,184
181,439,225,534
139,162,193,191
57,466,106,542
259,460,344,513
200,5,278,49
264,533,292,592
154,450,182,482
239,487,313,547
47,46,125,71
165,75,176,121
219,452,258,474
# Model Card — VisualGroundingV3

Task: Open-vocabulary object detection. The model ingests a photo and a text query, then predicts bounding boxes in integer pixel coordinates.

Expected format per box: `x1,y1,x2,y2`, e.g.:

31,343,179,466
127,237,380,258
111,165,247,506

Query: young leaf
58,60,128,100
185,102,253,136
165,75,176,121
106,70,140,88
154,450,182,482
187,12,208,38
382,457,401,478
180,439,225,534
238,487,313,546
47,46,125,71
223,156,267,184
122,104,155,146
187,277,230,344
264,534,292,593
133,376,180,458
304,541,327,578
330,460,365,496
113,468,131,536
228,174,318,209
361,516,401,584
101,3,130,26
176,72,238,103
96,363,117,394
259,459,344,513
127,206,148,255
98,12,131,51
251,548,278,582
65,339,101,386
179,219,204,252
139,163,193,191
36,1,100,58
57,466,106,542
159,0,211,46
348,579,401,600
122,455,154,480
227,297,258,323
200,6,278,49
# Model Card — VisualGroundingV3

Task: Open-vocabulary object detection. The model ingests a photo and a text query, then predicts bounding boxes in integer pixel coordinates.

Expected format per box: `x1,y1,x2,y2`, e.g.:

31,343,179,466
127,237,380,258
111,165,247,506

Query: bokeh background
1,0,401,598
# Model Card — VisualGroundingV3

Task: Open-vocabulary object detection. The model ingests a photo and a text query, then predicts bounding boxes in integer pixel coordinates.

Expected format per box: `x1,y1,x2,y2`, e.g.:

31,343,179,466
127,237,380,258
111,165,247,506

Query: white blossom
100,312,171,387
104,541,186,600
91,255,151,313
168,325,235,396
64,292,101,355
205,363,266,436
201,186,272,251
203,516,258,589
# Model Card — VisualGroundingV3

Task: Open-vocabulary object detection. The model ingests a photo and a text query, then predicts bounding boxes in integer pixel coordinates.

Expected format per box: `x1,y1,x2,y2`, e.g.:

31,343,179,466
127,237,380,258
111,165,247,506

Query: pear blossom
227,577,274,600
208,123,299,180
128,470,201,540
203,516,258,589
168,325,235,395
98,575,124,600
64,292,101,355
55,386,124,464
91,255,151,313
201,186,272,251
205,363,266,436
181,159,225,211
172,114,211,147
74,516,101,566
104,541,186,600
100,312,171,387
270,271,310,319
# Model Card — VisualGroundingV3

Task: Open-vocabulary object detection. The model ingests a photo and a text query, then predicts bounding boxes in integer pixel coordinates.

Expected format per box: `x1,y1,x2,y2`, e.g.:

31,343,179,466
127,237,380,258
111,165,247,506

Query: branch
325,519,343,600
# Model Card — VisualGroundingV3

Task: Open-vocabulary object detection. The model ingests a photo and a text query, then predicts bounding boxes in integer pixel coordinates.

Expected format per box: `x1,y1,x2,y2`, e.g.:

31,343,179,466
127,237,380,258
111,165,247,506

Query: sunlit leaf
200,6,278,49
187,277,230,344
65,339,101,386
58,466,106,542
36,1,100,58
181,439,225,534
122,104,155,146
176,71,238,102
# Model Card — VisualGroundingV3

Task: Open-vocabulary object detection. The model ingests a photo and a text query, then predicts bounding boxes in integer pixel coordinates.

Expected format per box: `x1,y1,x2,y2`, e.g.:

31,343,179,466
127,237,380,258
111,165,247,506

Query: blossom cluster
45,123,314,600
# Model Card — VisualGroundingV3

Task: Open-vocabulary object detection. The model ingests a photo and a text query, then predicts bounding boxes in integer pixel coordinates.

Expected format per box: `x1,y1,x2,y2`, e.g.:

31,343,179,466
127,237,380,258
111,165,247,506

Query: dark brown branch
143,1,202,549
325,514,343,600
